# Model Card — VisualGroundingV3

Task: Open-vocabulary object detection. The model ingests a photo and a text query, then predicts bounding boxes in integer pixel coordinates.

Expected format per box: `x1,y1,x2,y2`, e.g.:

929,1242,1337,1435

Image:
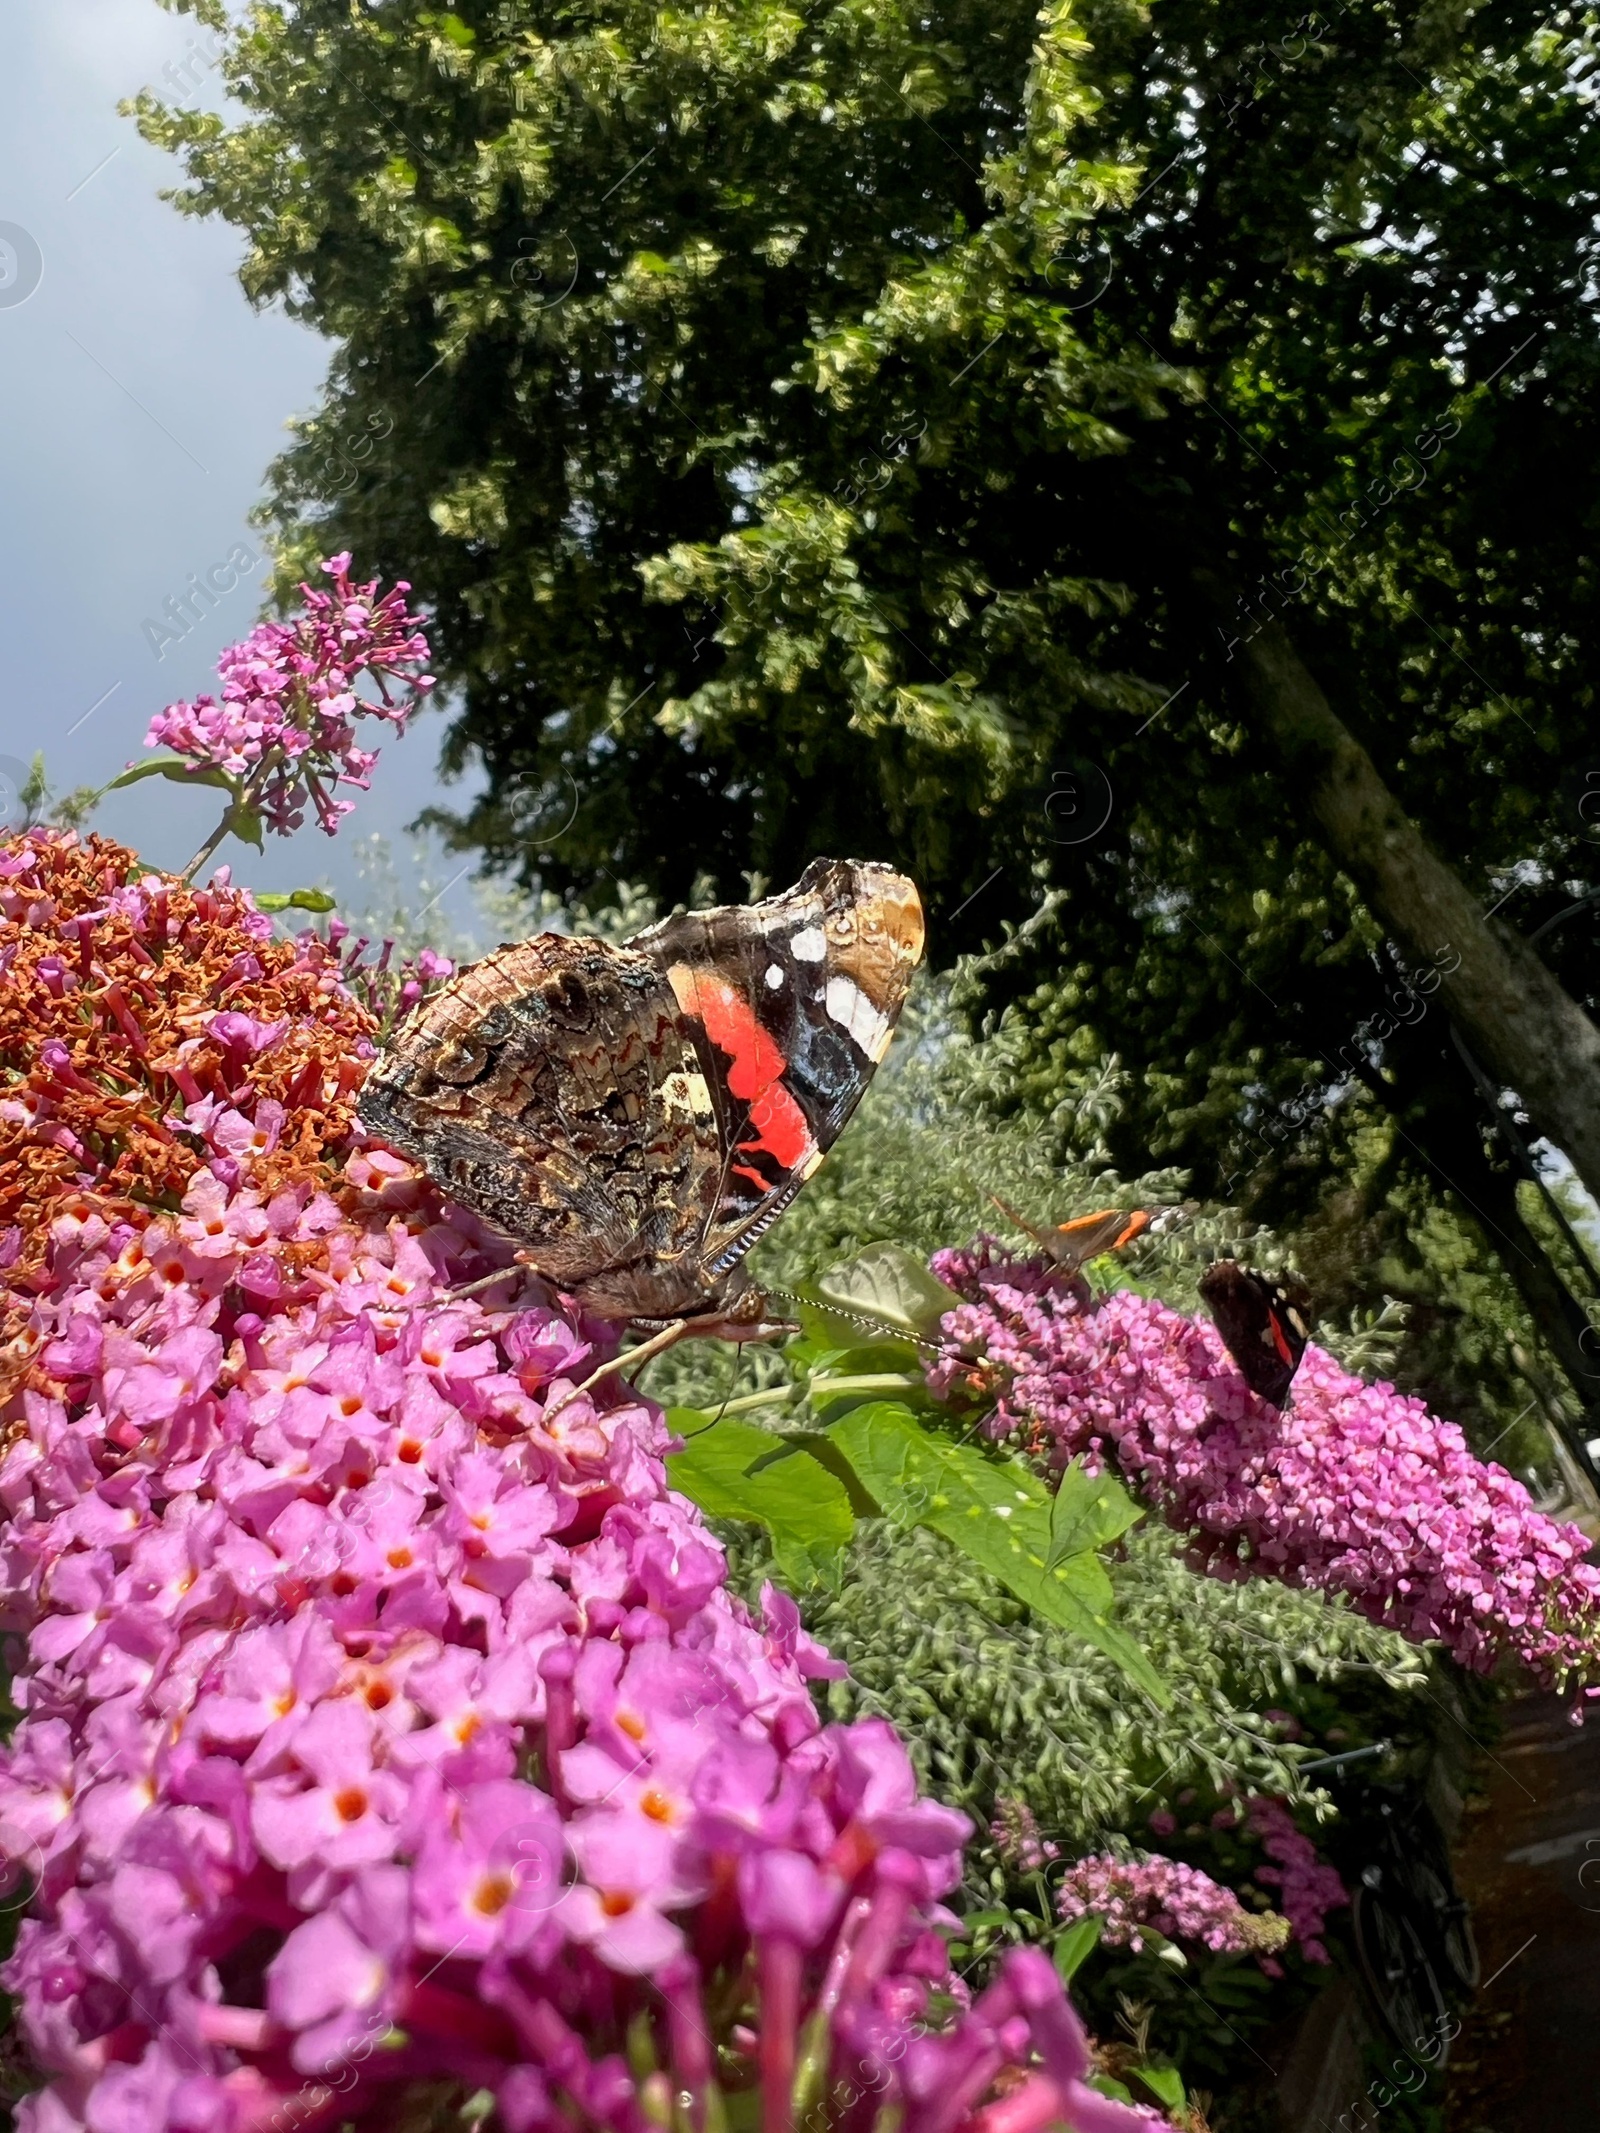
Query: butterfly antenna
763,1284,944,1356
708,1366,736,1430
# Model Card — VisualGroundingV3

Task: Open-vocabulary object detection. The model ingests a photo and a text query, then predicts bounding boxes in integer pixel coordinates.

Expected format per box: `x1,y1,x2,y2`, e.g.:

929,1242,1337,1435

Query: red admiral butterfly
990,1195,1152,1277
358,859,924,1371
1199,1260,1313,1408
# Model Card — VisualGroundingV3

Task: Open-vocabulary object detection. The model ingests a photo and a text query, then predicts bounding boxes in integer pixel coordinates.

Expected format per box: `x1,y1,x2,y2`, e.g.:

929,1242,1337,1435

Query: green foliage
666,1412,855,1587
667,1332,1166,1696
1051,1915,1104,1984
836,1400,1165,1699
803,1243,964,1343
1048,1455,1144,1570
793,1516,1428,1849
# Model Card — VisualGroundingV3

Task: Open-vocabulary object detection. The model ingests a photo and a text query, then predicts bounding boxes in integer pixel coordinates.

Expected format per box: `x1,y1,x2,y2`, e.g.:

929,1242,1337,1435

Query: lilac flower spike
930,1239,1600,1690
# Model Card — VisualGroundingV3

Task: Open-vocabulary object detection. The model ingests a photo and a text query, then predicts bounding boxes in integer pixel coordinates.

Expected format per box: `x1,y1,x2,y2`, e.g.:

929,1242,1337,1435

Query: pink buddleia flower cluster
1055,1853,1290,1961
144,555,434,837
1242,1798,1348,1966
316,918,456,1040
927,1241,1600,1691
990,1797,1059,1875
0,880,1166,2133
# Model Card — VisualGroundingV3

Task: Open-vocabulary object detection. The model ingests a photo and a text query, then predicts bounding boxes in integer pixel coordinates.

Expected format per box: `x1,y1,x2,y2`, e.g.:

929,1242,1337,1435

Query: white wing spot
824,974,888,1057
764,963,784,990
789,925,827,962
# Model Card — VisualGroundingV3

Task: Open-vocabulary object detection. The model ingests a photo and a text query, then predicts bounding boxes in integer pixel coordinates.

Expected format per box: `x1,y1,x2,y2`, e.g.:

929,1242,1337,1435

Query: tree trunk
1363,1027,1600,1484
1192,564,1600,1209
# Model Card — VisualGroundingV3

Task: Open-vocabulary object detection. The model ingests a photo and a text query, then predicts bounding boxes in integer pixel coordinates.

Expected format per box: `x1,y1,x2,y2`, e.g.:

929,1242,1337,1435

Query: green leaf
799,1329,926,1380
826,1404,1169,1702
1089,2076,1135,2104
20,754,47,817
231,805,265,854
99,755,236,798
1132,2065,1186,2112
1046,1456,1144,1571
253,887,338,914
1051,1916,1103,1983
666,1412,854,1586
807,1244,963,1341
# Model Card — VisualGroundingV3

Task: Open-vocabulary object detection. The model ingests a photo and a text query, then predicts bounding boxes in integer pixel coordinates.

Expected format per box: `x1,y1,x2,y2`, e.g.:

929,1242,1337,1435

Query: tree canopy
138,0,1600,1435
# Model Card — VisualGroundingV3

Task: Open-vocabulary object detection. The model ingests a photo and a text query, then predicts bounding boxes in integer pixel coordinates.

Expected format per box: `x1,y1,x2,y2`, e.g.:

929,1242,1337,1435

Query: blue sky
0,0,485,922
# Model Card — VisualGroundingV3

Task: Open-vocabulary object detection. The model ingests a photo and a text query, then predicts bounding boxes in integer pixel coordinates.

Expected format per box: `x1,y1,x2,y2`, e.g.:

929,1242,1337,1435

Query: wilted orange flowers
0,828,376,1289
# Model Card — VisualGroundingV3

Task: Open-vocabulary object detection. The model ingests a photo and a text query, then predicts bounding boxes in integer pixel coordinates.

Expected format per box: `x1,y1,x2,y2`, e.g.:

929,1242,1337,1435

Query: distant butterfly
1199,1260,1313,1408
990,1195,1152,1277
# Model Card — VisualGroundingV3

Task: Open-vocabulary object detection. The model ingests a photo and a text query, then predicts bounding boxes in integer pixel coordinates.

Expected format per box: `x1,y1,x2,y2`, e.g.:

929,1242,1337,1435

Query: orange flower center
472,1873,515,1917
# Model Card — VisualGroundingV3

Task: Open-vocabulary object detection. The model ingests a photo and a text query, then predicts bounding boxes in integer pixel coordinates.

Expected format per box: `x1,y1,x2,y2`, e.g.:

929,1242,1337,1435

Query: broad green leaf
666,1412,853,1586
826,1404,1168,1702
809,1244,963,1341
797,1327,926,1380
777,1330,856,1377
1132,2065,1186,2112
1052,1916,1103,1983
803,1332,927,1420
1046,1457,1144,1571
100,755,235,797
779,1322,929,1420
253,887,338,914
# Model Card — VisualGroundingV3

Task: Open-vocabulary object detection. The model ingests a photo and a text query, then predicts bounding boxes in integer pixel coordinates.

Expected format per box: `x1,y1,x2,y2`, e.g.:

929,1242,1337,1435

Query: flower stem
807,1372,923,1401
713,1385,797,1417
179,754,277,885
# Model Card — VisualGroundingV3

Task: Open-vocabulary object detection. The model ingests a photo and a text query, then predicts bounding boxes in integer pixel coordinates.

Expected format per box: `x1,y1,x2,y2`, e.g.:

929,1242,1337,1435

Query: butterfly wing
1199,1260,1312,1407
990,1198,1151,1275
356,934,727,1316
628,858,925,1276
1053,1207,1152,1271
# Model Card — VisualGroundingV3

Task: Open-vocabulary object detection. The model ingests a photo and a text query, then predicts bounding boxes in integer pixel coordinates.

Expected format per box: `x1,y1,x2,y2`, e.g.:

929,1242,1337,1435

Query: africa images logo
0,223,43,311
142,544,263,660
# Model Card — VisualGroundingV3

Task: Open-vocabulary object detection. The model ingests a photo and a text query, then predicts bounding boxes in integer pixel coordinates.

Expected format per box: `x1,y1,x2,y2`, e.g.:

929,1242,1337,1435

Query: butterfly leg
449,1255,544,1304
542,1318,695,1423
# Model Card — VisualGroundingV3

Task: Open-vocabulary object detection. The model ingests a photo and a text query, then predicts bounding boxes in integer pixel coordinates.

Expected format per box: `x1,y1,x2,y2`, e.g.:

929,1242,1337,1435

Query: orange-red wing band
669,967,815,1172
1056,1208,1151,1255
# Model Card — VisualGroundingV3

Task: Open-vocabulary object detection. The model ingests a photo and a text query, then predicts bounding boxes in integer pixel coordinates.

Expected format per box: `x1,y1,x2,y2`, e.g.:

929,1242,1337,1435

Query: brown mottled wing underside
356,935,726,1317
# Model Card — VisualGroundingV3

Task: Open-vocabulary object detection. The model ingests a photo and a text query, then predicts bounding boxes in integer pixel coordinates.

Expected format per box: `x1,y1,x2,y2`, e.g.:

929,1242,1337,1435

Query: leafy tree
137,0,1600,1425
